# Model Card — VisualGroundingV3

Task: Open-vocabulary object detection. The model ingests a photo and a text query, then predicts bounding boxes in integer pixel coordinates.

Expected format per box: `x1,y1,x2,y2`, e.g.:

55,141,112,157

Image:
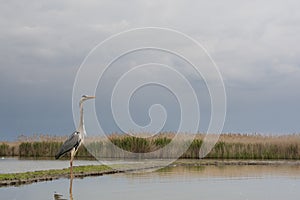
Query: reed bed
0,133,299,159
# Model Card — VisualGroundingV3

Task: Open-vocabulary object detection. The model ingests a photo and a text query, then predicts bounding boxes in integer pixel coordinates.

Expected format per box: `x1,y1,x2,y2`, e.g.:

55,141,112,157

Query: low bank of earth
0,165,114,187
1,159,300,187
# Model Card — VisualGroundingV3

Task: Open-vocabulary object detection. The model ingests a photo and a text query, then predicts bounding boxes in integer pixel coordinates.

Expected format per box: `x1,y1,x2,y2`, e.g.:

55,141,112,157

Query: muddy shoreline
174,159,300,166
0,169,123,187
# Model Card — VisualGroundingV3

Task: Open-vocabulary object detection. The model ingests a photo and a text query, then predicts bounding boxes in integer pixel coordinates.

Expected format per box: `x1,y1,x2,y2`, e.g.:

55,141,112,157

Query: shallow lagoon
1,162,300,200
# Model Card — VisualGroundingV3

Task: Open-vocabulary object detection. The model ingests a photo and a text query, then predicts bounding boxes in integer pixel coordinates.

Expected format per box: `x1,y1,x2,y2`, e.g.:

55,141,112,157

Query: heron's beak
87,96,96,99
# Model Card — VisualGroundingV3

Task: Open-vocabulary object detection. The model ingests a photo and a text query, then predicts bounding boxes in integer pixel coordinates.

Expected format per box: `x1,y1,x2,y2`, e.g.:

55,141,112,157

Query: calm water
0,157,101,173
0,157,145,173
1,161,300,200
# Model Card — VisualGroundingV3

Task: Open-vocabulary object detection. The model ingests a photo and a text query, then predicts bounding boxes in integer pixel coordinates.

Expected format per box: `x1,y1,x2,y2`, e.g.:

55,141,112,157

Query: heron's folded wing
55,131,81,159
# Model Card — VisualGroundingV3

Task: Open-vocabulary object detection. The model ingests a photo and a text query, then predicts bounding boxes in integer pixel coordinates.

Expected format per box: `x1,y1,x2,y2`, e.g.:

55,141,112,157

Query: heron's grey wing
55,131,81,159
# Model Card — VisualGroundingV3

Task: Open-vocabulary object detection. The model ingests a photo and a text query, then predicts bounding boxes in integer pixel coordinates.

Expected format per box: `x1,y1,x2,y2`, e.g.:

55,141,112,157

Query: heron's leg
70,149,75,179
70,159,73,178
69,173,73,197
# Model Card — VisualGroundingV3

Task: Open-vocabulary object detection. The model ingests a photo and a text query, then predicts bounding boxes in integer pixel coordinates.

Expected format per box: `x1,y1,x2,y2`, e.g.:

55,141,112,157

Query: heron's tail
55,149,66,159
55,152,62,159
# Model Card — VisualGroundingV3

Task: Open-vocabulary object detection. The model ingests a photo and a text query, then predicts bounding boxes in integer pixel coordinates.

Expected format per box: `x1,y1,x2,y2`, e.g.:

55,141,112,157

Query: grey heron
55,95,95,178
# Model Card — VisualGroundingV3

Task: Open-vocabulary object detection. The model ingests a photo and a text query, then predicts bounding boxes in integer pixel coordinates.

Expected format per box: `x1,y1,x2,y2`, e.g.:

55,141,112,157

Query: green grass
0,165,111,182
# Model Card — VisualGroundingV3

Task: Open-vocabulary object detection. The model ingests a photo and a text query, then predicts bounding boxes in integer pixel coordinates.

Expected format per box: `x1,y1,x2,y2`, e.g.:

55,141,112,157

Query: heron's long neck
78,102,84,132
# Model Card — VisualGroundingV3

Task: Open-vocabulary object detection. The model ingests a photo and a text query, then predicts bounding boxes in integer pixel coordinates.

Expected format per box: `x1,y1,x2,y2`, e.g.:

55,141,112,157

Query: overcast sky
1,0,300,140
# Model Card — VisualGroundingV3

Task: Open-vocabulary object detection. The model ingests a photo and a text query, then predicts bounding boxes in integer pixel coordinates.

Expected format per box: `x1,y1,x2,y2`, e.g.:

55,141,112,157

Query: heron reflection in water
53,176,74,200
54,193,68,200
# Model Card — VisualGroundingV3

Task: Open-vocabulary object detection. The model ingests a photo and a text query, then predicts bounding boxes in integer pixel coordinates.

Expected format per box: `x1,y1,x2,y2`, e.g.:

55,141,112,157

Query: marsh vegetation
1,133,299,159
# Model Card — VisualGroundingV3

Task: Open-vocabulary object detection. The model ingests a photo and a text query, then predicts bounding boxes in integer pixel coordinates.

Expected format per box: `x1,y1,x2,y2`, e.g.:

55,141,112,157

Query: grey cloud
1,0,300,140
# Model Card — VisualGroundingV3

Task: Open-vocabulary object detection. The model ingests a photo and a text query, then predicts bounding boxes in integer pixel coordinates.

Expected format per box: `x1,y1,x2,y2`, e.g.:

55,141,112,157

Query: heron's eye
82,95,87,98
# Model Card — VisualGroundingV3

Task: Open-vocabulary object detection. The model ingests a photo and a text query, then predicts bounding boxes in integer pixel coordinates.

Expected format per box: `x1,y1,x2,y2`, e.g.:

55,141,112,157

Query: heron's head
80,95,96,104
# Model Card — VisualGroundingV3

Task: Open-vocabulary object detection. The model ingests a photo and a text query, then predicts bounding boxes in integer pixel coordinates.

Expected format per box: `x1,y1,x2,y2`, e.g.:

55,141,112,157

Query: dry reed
0,133,299,160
